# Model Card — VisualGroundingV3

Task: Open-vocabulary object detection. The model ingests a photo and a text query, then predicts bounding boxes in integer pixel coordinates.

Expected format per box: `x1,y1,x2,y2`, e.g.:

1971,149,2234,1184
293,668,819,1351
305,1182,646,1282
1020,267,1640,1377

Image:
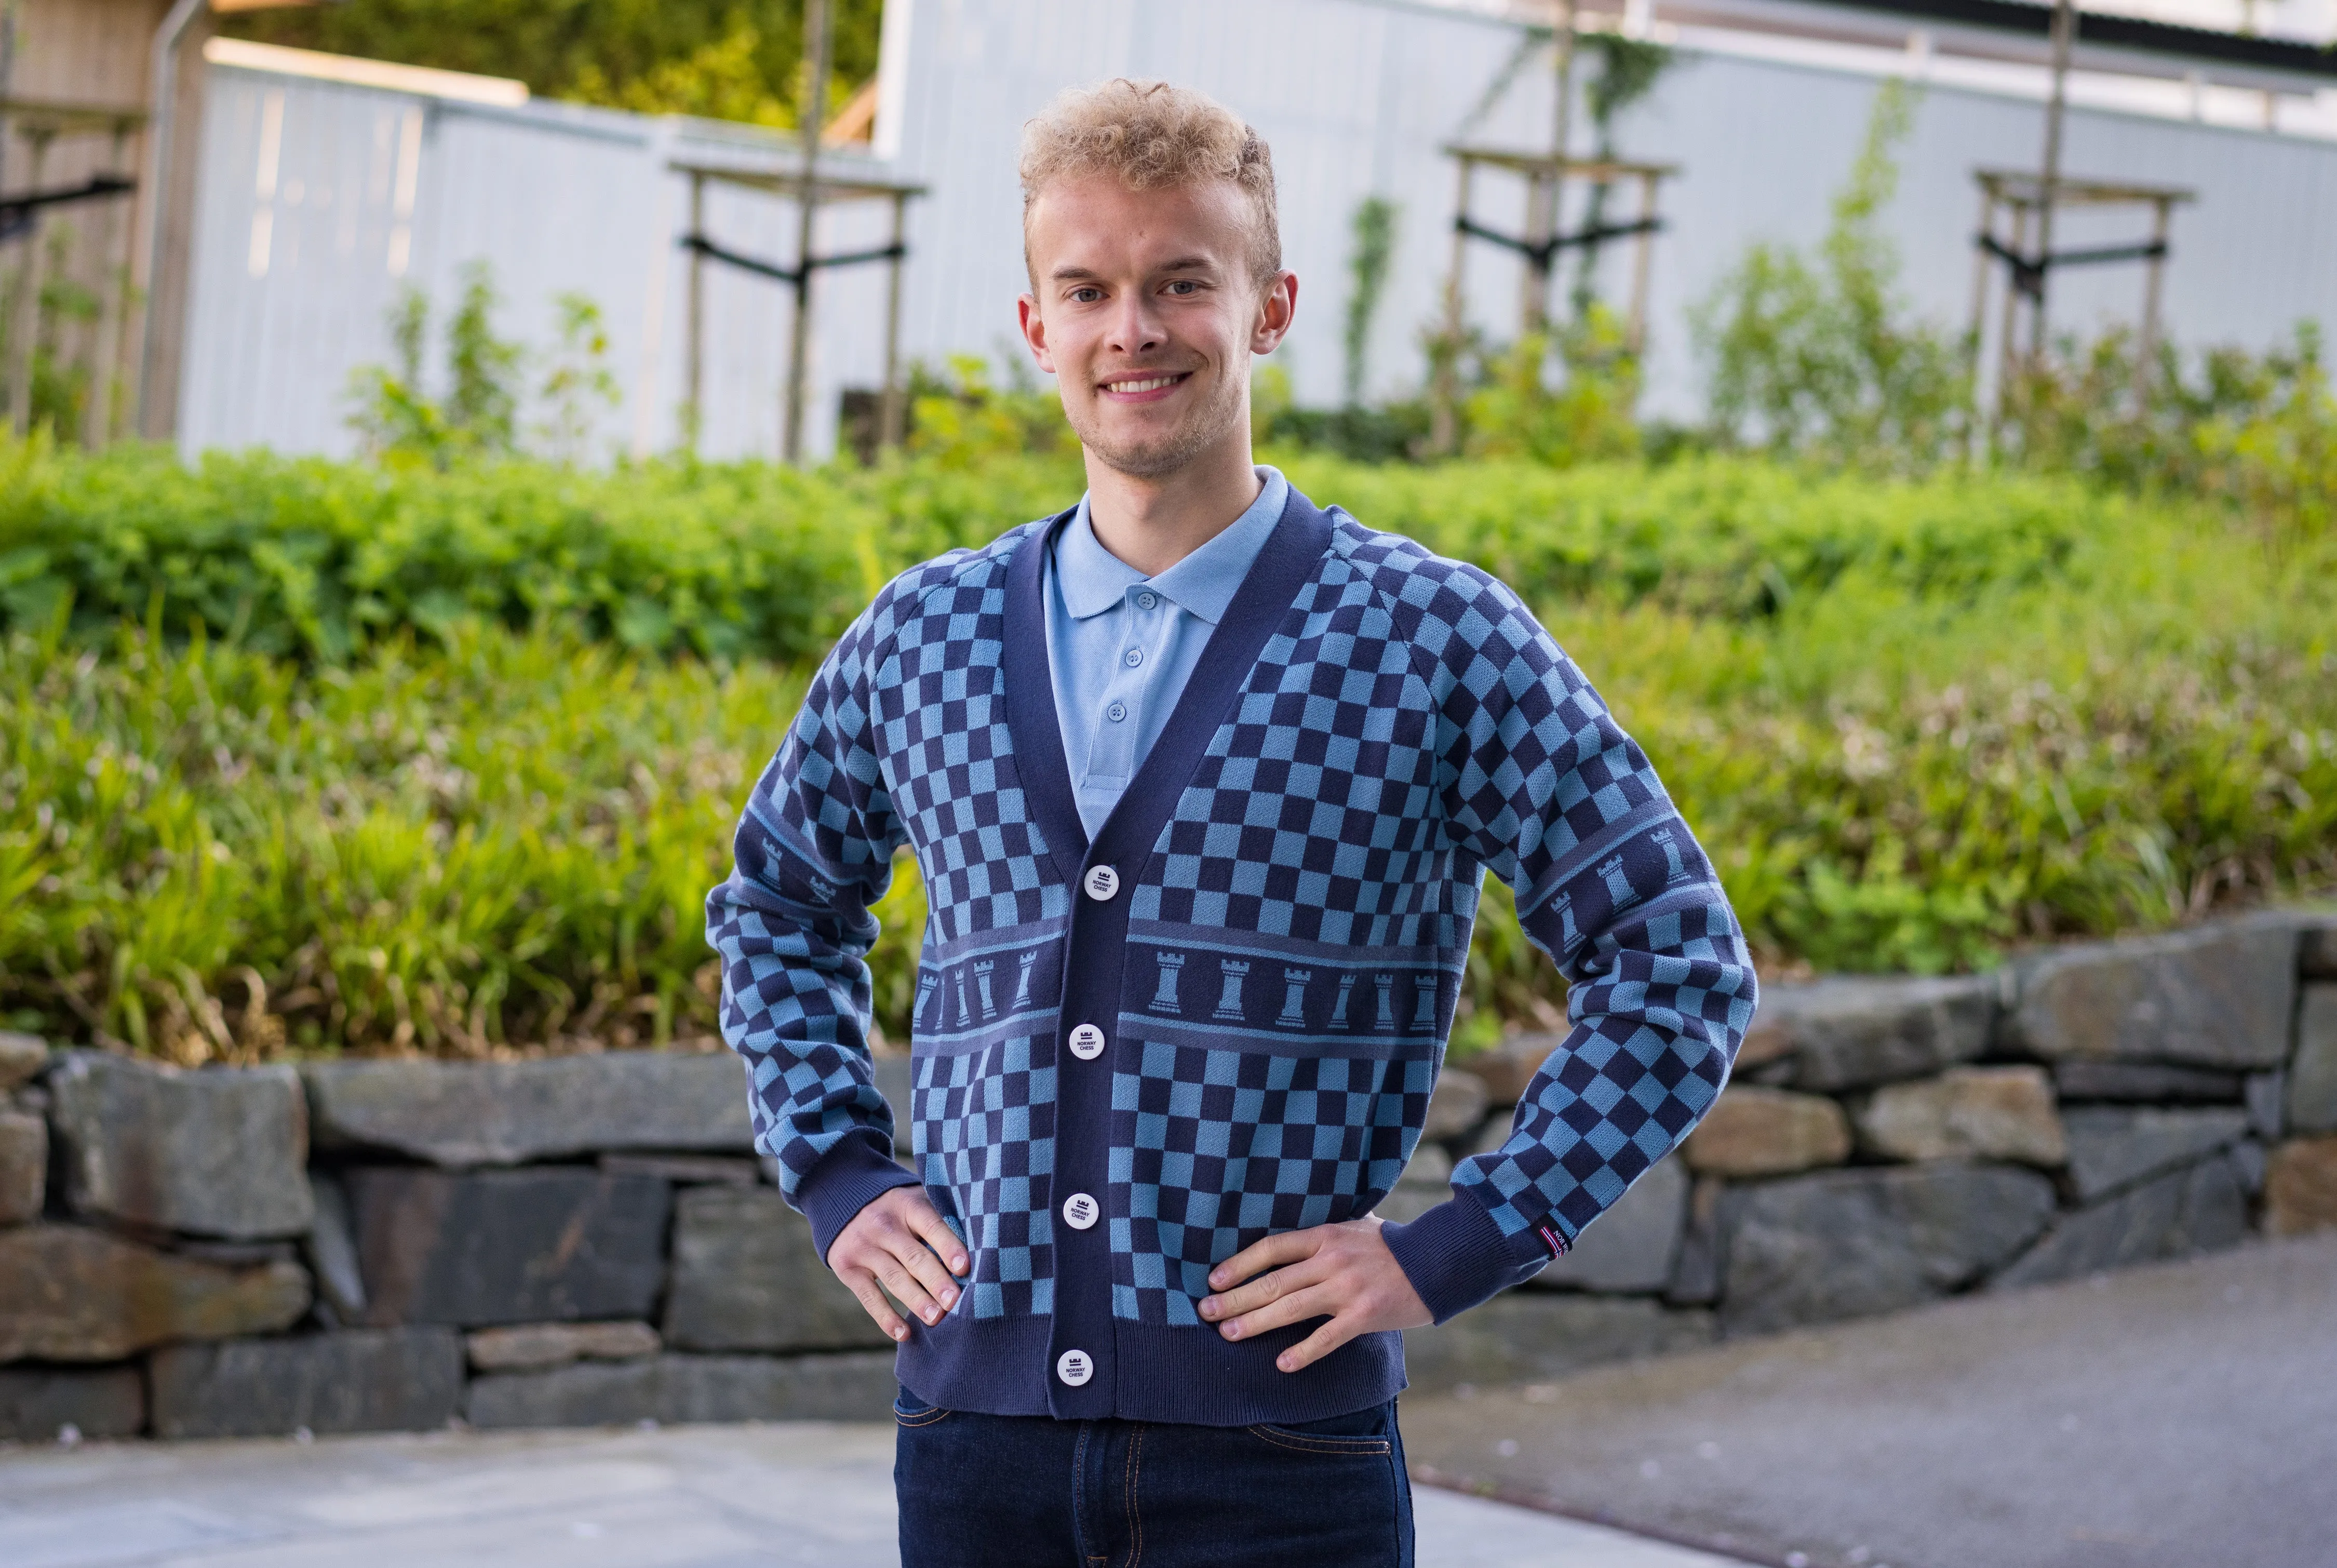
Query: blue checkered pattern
914,1038,1058,1318
1109,1041,1429,1325
708,506,1755,1345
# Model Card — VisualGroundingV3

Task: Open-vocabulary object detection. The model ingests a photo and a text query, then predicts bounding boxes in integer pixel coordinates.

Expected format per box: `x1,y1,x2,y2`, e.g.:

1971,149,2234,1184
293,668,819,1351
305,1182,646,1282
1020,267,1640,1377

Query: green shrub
4,440,2332,1060
0,435,1078,664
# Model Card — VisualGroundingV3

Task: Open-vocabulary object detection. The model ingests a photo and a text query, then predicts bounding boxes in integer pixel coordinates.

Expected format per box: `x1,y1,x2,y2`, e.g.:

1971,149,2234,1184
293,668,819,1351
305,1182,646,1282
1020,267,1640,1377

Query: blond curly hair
1018,78,1281,287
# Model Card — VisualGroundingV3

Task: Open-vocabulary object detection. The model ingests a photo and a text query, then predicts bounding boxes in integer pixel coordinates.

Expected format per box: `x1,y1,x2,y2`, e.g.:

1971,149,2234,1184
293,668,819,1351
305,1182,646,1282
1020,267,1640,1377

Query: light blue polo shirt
1043,466,1290,839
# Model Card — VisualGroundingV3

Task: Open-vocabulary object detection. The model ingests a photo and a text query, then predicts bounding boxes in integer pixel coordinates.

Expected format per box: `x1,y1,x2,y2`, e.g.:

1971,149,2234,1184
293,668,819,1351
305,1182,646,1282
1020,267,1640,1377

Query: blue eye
1165,280,1199,296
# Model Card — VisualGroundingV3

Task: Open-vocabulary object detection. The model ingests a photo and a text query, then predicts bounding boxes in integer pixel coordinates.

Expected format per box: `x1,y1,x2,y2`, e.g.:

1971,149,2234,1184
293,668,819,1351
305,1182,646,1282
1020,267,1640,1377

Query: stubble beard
1063,355,1249,480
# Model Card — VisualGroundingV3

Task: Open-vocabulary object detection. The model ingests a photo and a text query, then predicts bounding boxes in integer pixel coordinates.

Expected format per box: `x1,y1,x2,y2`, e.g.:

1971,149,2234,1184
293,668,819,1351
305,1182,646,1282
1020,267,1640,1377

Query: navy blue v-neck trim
1001,486,1335,889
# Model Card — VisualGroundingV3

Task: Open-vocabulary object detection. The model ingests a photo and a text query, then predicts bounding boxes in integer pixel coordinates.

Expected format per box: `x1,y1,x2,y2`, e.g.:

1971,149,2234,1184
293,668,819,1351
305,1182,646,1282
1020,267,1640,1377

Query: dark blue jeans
893,1388,1414,1567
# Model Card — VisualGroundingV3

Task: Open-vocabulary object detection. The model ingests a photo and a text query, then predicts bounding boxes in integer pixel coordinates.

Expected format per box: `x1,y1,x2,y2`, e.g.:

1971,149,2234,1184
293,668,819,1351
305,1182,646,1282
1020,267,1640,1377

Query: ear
1017,293,1057,377
1249,271,1298,356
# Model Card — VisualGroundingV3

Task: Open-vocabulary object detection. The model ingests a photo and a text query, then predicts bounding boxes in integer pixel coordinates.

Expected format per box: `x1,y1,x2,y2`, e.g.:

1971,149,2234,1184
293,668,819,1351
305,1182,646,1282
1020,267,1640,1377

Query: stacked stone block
3,910,2334,1439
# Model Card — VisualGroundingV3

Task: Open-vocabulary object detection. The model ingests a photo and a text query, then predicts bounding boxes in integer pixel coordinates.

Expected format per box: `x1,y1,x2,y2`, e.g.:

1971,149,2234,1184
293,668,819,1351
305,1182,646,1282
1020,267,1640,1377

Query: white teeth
1109,376,1179,393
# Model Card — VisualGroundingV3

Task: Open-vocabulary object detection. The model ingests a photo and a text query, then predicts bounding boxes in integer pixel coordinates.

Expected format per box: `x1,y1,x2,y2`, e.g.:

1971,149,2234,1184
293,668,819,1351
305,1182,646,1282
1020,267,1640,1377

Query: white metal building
176,0,2337,459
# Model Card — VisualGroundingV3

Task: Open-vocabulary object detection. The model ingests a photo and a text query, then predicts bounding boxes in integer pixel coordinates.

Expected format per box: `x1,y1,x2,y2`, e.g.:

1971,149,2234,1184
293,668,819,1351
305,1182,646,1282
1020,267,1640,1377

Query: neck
1081,426,1264,578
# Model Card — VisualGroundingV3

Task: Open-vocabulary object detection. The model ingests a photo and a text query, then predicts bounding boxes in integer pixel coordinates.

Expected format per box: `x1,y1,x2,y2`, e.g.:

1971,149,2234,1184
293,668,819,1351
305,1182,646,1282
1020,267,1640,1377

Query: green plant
347,265,525,467
1694,81,1970,470
1462,307,1643,467
905,355,1079,469
1342,196,1398,408
1568,34,1673,321
5,440,2333,1060
534,291,623,464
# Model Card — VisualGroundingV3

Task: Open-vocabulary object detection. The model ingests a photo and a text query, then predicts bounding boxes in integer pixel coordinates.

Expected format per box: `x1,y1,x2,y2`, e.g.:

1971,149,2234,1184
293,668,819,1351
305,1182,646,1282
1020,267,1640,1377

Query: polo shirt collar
1055,466,1290,626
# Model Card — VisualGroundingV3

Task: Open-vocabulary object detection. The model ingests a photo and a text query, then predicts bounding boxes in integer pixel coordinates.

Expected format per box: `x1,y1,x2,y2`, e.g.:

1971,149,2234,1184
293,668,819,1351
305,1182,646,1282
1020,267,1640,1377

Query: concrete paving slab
0,1418,1742,1568
1401,1234,2337,1568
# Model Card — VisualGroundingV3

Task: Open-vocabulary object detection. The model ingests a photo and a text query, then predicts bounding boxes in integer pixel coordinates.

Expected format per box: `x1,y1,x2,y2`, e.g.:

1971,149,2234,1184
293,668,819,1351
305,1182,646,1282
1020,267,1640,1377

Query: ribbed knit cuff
795,1129,921,1263
1381,1194,1556,1324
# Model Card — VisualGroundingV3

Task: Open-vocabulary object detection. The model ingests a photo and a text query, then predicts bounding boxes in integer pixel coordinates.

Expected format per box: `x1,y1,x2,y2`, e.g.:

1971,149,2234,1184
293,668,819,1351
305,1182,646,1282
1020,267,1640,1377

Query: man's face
1018,175,1295,479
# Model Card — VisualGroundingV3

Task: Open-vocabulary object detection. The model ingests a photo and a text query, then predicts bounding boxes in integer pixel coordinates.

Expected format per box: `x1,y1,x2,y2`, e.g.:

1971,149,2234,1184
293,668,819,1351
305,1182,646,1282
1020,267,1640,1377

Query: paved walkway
0,1419,1742,1568
1400,1234,2337,1568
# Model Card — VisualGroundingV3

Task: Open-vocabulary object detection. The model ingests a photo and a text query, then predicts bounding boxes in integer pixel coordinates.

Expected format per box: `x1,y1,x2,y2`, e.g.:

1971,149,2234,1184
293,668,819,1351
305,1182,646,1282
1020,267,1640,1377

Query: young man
708,79,1755,1567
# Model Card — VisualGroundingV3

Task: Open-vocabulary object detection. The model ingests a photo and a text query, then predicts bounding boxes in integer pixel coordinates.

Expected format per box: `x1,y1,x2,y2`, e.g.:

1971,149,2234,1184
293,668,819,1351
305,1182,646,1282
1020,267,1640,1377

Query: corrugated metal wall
178,1,2337,459
883,0,2337,421
179,64,899,460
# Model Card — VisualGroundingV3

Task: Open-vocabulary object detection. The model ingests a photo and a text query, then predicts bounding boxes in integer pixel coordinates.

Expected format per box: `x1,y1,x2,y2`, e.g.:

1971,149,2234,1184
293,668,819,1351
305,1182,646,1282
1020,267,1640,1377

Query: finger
873,1252,946,1326
905,1203,972,1277
1216,1281,1339,1343
890,1228,965,1317
839,1266,912,1343
1275,1311,1363,1374
1198,1254,1331,1322
1208,1229,1320,1292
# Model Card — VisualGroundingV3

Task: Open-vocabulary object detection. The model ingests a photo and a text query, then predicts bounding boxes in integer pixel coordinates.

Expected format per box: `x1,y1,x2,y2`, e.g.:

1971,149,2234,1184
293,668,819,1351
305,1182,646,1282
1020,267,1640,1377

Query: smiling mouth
1100,373,1190,395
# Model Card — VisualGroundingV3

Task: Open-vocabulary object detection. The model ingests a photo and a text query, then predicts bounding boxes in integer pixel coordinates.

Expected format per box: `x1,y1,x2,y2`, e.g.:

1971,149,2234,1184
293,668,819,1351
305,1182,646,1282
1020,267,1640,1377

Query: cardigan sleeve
1379,565,1758,1323
705,596,919,1261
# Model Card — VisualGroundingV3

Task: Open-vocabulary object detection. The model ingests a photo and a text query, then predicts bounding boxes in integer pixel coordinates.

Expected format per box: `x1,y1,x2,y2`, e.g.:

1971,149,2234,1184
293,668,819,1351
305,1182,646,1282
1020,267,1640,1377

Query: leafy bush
1693,81,1970,470
0,434,1078,664
4,441,2332,1059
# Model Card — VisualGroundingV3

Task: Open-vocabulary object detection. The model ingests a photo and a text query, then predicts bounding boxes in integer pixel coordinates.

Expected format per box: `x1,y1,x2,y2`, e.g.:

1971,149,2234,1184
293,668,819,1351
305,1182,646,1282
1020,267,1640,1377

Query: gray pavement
0,1418,1743,1568
1400,1234,2337,1568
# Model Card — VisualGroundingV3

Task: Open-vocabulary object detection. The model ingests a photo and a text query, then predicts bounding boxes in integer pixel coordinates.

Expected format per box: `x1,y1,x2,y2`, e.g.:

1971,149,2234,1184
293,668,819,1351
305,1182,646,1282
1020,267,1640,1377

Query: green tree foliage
222,0,885,124
1694,81,1970,469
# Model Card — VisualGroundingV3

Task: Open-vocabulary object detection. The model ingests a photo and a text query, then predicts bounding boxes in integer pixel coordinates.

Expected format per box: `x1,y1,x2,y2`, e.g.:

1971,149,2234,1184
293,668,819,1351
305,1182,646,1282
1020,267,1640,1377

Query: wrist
794,1129,920,1263
1379,1194,1554,1323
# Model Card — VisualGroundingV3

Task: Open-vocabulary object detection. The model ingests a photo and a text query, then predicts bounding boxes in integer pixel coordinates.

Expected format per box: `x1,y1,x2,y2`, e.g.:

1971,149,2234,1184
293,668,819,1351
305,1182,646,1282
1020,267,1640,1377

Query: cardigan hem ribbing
895,1312,1407,1426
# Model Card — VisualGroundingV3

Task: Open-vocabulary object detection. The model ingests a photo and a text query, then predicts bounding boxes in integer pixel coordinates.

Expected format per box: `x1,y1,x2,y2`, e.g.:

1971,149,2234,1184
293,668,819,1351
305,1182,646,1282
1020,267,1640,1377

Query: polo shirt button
1063,1191,1099,1230
1105,701,1127,722
1056,1349,1094,1387
1137,592,1158,610
1123,648,1143,668
1068,1023,1106,1061
1083,865,1120,901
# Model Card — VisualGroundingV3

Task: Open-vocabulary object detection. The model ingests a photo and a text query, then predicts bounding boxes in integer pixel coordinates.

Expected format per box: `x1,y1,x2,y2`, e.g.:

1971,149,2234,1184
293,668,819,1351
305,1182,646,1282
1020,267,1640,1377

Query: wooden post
2028,0,2077,360
879,188,907,451
1431,155,1474,457
87,119,136,449
1626,169,1656,355
2135,194,2171,401
1967,185,1995,358
781,0,831,464
684,170,705,450
1994,198,2029,427
9,126,52,437
1522,0,1577,337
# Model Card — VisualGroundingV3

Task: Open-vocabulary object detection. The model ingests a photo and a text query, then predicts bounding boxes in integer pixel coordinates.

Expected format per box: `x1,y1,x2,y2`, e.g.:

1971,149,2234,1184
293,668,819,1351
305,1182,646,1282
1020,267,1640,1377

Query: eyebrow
1047,256,1224,283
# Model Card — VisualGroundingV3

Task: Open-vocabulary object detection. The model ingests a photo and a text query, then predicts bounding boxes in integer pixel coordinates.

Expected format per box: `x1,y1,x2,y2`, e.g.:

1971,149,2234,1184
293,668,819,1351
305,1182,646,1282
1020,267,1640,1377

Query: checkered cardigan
707,486,1755,1425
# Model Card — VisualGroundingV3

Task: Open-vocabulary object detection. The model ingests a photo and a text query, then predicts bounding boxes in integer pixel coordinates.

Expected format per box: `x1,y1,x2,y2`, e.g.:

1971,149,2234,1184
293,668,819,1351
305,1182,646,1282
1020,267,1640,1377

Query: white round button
1056,1348,1093,1387
1068,1023,1106,1061
1062,1192,1100,1230
1083,865,1120,901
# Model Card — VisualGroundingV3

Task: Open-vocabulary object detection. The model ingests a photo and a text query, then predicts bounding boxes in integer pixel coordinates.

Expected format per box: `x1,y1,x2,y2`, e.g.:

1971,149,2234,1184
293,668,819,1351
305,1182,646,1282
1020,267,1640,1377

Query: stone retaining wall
4,912,2334,1442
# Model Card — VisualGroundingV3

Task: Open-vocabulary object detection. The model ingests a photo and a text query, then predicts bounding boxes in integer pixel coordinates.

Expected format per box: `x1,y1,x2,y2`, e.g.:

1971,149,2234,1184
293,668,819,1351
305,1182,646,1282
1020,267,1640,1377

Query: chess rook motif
1212,959,1251,1022
1276,969,1312,1029
1148,951,1185,1015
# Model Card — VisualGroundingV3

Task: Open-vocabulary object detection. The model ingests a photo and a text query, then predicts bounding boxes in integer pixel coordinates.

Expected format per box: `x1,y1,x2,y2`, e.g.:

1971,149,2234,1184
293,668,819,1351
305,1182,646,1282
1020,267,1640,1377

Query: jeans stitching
893,1406,951,1428
1244,1424,1393,1457
1123,1424,1144,1568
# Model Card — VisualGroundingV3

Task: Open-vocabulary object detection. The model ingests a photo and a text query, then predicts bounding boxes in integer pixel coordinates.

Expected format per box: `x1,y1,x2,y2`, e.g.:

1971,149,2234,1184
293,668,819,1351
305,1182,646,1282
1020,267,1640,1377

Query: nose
1105,291,1165,357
